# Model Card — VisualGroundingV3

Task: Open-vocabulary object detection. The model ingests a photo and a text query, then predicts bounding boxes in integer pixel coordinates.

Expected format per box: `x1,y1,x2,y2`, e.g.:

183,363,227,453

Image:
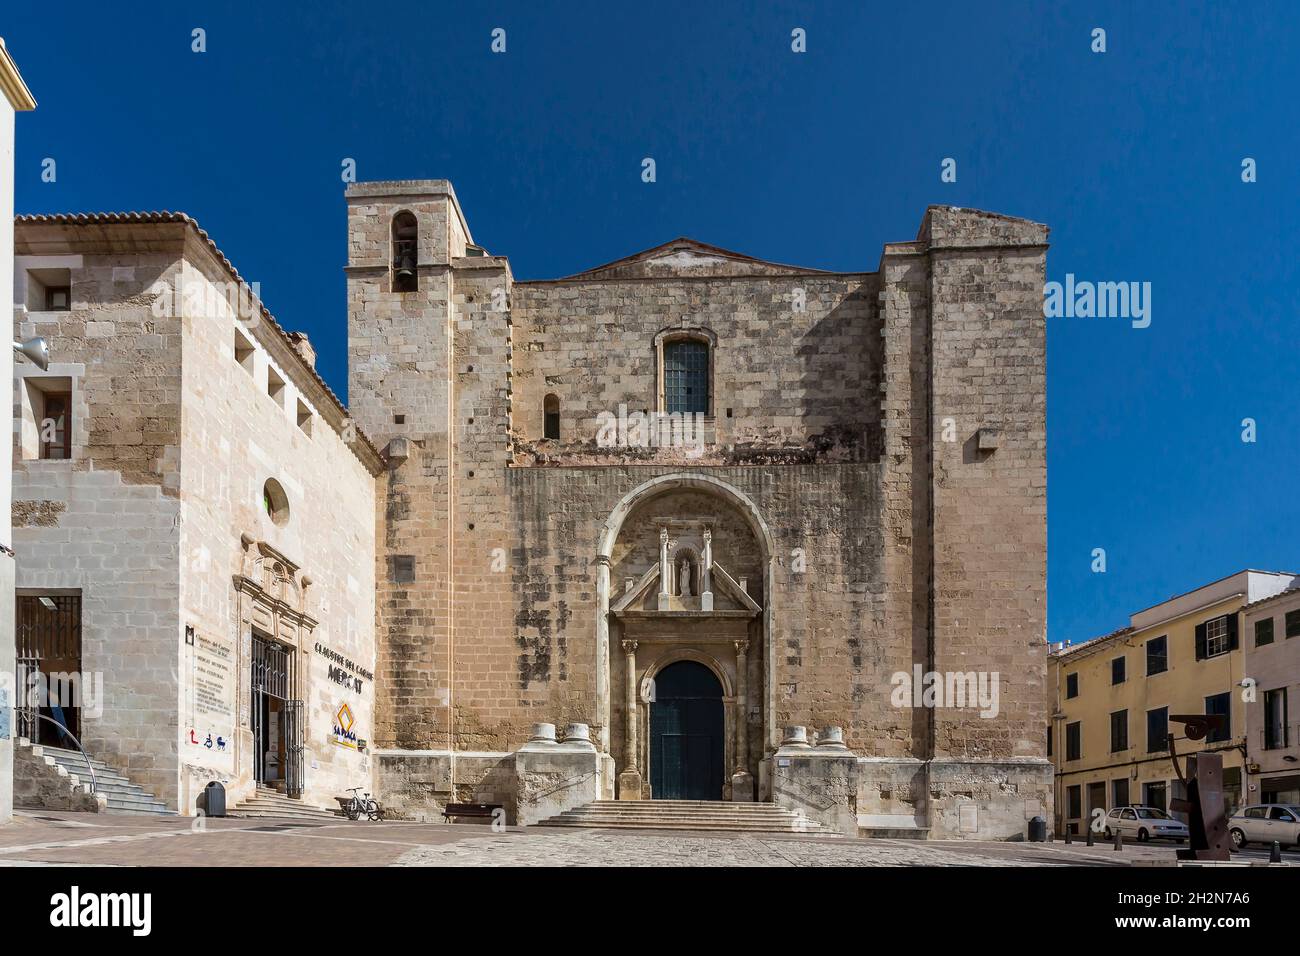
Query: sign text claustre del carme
315,642,374,695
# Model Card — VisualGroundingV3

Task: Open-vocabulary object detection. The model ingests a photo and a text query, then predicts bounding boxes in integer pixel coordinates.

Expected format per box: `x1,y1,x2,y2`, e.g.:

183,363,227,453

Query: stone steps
34,744,174,815
227,788,342,821
538,800,828,833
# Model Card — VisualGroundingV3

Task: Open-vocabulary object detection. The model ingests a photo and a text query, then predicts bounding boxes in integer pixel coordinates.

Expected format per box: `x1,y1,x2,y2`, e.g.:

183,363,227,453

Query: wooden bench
442,802,503,822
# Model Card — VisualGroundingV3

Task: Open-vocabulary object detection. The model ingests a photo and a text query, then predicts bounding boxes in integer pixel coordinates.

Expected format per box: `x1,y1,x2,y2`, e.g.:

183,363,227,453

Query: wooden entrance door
650,660,723,800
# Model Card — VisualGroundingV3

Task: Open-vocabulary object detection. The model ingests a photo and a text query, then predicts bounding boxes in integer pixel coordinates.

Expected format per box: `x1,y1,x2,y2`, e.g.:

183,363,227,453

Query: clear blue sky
7,1,1299,645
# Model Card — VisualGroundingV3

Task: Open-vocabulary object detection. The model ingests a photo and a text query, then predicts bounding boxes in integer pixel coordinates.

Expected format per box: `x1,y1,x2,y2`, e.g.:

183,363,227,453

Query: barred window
663,339,709,415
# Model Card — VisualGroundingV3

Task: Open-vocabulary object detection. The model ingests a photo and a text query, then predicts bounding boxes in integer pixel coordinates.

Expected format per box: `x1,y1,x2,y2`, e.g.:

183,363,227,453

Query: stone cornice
232,574,319,631
0,39,36,111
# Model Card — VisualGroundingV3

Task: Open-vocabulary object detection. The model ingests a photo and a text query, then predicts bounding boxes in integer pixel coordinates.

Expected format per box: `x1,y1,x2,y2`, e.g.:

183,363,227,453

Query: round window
262,478,289,527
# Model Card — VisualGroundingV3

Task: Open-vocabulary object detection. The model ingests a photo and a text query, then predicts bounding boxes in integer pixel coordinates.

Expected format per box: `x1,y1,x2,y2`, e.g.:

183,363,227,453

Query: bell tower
345,180,471,446
345,180,515,754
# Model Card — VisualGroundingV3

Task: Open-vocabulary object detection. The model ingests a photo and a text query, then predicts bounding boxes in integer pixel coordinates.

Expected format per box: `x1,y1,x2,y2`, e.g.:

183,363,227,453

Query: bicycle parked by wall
342,786,383,821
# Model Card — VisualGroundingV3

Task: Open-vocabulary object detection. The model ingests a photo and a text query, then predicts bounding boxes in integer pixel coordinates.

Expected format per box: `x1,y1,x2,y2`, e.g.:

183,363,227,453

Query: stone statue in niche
679,557,693,597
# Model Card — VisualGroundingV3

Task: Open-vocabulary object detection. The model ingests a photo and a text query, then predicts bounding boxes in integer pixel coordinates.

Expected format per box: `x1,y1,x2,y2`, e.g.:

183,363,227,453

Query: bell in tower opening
391,211,419,292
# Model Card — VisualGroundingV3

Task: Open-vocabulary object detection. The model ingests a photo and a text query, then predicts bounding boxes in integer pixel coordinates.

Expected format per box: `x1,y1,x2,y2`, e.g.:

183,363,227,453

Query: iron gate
15,595,82,745
250,636,304,799
285,699,304,800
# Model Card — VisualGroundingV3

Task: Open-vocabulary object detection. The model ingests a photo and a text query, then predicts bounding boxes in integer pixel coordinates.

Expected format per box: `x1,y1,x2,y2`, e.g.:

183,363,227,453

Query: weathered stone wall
350,184,1052,835
924,208,1049,763
511,273,880,462
12,220,381,815
920,208,1052,837
13,739,103,813
1,91,17,826
346,183,466,755
12,246,184,806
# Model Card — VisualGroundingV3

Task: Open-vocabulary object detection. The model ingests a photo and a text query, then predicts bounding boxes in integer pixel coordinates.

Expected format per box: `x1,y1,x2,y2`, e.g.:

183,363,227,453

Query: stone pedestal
618,769,643,800
730,770,754,801
925,758,1053,840
771,725,860,834
515,722,604,826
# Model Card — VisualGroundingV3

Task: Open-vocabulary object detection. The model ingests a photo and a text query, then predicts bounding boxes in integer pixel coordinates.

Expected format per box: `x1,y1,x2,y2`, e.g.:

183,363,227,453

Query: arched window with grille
543,393,560,440
662,338,710,415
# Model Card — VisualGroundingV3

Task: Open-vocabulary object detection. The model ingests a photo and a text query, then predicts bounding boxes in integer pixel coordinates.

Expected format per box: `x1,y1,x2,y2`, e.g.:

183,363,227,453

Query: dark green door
650,661,724,800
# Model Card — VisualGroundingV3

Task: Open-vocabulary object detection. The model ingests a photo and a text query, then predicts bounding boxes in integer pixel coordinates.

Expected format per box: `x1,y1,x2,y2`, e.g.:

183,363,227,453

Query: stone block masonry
12,214,383,816
6,189,1051,839
350,182,1052,838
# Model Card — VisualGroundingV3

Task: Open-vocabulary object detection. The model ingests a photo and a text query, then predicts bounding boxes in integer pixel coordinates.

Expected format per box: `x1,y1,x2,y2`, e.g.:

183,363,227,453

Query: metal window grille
664,340,709,415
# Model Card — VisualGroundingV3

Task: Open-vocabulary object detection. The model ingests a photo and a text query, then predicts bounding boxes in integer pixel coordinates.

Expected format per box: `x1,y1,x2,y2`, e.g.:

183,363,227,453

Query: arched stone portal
595,474,772,802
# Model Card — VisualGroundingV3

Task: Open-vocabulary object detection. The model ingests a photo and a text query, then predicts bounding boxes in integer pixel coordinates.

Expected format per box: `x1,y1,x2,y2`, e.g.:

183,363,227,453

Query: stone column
594,555,611,753
657,528,670,611
618,640,643,799
731,639,754,801
700,527,714,612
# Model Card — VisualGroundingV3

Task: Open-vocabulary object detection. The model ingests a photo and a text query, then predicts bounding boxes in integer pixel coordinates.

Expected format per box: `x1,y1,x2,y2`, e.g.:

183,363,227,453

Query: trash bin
203,781,226,818
1028,815,1047,843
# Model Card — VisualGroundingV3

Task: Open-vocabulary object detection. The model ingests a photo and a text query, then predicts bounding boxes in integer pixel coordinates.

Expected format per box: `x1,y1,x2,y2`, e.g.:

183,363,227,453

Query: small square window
296,399,312,435
25,267,72,312
267,367,286,408
1286,610,1300,639
1255,617,1275,647
45,286,71,311
234,328,255,375
394,414,406,425
389,555,415,584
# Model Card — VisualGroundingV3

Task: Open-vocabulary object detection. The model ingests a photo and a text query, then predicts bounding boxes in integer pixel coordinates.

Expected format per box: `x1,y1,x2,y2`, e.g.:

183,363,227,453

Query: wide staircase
227,786,342,822
38,745,173,815
538,800,830,834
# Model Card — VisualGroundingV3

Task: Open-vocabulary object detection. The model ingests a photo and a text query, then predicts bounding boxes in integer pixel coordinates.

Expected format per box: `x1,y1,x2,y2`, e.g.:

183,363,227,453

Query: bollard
1086,827,1095,847
1065,827,1072,845
1272,841,1283,864
1114,830,1123,851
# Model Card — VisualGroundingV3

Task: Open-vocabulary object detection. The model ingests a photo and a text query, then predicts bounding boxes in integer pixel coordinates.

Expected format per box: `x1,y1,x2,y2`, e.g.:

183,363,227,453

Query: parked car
1227,804,1300,850
1103,805,1190,842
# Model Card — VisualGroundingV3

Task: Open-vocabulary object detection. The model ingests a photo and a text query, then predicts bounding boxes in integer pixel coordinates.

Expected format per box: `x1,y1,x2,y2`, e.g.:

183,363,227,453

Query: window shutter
1194,622,1207,661
1226,614,1239,651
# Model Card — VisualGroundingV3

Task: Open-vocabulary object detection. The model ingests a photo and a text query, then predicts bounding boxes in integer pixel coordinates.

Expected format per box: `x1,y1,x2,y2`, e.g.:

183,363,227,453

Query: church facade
10,181,1050,838
349,181,1052,838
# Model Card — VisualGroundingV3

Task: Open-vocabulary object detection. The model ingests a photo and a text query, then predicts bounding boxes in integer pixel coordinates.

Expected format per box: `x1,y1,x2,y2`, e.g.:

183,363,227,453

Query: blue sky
6,1,1299,644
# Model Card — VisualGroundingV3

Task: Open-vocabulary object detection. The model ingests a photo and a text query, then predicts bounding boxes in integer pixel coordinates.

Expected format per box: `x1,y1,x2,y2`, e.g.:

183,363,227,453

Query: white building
0,37,35,827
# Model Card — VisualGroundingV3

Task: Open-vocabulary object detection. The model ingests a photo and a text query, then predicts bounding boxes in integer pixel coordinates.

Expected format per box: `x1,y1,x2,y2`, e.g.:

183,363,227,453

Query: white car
1227,804,1300,850
1103,805,1190,843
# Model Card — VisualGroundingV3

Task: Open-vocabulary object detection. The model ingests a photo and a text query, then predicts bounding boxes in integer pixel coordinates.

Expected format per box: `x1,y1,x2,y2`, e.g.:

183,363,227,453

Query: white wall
178,257,378,812
0,87,15,826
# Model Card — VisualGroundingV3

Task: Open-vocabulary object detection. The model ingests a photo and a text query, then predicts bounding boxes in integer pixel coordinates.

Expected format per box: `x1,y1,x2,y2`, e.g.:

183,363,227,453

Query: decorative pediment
562,238,837,281
234,532,317,628
709,561,762,615
611,554,759,621
612,564,661,614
